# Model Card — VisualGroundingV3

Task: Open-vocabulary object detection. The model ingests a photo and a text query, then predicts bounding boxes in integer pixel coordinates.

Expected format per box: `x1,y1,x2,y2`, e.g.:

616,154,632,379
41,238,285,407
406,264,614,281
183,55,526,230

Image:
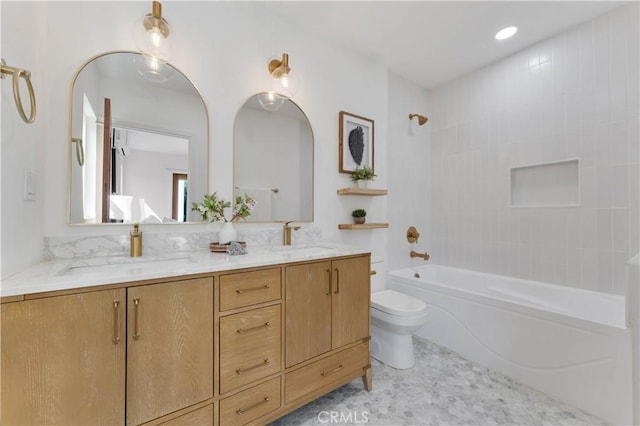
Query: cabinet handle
326,268,332,295
236,284,269,294
321,364,344,377
334,268,340,294
235,358,270,374
112,300,120,344
133,298,140,340
236,396,270,415
237,321,270,334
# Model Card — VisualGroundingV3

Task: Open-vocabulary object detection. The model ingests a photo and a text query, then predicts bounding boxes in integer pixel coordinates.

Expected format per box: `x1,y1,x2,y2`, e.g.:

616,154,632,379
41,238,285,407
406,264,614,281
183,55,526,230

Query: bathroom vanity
0,248,371,425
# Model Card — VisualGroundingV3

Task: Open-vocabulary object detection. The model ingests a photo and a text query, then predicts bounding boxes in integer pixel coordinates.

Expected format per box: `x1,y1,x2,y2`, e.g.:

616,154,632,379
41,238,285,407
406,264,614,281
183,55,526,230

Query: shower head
409,113,428,126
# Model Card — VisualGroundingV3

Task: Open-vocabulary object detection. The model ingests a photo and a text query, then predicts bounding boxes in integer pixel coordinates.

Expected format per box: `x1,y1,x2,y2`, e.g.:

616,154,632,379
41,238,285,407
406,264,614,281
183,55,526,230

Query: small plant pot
353,217,366,224
355,180,368,189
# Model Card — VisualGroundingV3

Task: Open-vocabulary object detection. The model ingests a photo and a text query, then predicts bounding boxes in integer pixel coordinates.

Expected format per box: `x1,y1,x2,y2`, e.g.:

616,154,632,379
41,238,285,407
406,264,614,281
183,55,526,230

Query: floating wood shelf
338,223,389,230
337,188,388,196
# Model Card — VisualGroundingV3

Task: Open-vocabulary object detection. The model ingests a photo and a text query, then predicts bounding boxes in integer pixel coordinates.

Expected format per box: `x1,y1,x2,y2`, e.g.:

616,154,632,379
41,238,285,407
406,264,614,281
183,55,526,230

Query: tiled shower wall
429,3,639,294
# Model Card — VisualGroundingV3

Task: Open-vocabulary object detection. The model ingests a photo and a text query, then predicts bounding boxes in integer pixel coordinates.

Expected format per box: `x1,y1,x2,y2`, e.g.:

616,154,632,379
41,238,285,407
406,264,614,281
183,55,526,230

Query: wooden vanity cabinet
1,289,126,425
1,253,370,426
285,256,370,367
0,277,213,426
126,277,214,426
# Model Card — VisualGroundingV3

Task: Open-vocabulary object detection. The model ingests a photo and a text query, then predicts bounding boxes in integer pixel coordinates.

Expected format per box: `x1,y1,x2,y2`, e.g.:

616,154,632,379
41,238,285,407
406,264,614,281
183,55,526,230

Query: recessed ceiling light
495,26,518,40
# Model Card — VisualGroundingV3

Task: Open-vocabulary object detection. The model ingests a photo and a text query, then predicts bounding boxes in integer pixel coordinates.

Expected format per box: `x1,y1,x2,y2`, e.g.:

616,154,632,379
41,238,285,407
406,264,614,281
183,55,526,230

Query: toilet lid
371,290,427,317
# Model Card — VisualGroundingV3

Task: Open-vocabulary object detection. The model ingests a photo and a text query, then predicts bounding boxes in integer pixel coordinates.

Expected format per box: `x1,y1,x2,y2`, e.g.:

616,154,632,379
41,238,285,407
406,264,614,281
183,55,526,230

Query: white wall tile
581,208,599,249
597,209,613,252
597,249,613,292
429,4,638,294
596,166,613,208
611,165,628,208
612,208,629,252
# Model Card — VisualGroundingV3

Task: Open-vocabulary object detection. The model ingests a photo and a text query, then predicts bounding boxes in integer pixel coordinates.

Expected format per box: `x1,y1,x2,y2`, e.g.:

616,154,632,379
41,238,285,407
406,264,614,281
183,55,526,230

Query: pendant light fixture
133,1,172,64
267,53,300,99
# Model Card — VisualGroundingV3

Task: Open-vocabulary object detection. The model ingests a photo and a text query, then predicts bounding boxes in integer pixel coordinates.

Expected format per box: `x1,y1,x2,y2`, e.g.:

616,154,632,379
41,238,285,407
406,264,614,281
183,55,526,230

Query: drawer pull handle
326,268,332,295
133,298,141,340
321,364,344,377
334,268,340,294
236,358,270,374
236,284,269,294
112,300,120,344
237,321,270,334
236,396,270,415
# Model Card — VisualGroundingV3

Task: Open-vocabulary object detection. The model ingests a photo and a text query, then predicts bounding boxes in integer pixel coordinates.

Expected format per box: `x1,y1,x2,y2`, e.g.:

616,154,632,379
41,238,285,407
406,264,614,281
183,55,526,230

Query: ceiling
261,1,627,89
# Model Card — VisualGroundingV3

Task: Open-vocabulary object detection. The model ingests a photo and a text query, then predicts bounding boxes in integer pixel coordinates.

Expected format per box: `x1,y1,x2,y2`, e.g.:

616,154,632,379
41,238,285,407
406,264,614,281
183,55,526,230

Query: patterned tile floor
271,337,606,426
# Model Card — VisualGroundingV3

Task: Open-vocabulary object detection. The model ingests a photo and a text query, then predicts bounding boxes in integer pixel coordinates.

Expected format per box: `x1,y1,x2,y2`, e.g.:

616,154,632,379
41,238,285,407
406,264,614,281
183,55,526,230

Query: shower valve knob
407,226,420,244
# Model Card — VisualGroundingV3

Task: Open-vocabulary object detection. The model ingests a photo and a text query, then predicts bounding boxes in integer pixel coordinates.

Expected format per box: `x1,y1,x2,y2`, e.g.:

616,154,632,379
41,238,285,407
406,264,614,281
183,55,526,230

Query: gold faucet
410,250,430,261
130,223,142,257
283,221,301,246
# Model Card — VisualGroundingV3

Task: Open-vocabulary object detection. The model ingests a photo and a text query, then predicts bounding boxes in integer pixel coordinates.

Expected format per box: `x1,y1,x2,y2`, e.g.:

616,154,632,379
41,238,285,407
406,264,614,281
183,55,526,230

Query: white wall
429,3,639,294
0,2,47,278
1,2,389,275
387,72,431,271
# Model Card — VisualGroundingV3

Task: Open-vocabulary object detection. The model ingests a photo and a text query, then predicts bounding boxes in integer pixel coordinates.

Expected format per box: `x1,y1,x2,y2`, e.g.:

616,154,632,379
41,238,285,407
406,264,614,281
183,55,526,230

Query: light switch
24,169,36,201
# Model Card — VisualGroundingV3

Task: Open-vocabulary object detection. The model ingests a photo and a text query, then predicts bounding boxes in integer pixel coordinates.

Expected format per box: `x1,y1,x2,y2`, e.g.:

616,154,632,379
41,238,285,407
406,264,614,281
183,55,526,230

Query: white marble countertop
0,243,370,298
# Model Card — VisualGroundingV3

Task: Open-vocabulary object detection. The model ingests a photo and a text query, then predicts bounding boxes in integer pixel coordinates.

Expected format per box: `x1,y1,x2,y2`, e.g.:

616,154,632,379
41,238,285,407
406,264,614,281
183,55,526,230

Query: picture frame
339,111,374,174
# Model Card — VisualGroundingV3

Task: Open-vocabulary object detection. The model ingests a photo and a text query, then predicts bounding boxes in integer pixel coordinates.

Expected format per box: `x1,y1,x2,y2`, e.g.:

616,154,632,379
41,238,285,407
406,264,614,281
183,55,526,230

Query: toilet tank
371,257,386,293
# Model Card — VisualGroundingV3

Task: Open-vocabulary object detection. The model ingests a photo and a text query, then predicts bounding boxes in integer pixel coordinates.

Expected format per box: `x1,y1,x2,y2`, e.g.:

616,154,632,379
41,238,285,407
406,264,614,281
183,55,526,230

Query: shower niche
510,159,580,207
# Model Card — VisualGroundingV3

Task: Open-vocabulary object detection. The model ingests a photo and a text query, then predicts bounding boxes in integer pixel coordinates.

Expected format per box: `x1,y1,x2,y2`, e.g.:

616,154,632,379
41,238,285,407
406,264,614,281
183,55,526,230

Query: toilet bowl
370,289,428,369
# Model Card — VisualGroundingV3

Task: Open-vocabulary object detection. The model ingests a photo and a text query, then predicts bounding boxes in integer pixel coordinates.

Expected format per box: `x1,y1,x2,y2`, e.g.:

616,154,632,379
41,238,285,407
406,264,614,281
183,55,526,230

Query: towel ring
1,59,36,124
71,138,85,166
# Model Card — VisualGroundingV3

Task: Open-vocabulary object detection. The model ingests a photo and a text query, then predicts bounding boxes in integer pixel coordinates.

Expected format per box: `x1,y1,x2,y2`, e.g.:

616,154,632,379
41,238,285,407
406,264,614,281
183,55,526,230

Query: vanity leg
362,366,372,391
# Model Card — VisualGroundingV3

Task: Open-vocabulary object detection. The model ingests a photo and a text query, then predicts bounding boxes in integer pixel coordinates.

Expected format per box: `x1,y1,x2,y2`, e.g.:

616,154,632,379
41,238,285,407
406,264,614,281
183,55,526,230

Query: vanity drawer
219,268,281,311
219,377,281,426
159,404,214,425
285,342,369,404
220,305,282,394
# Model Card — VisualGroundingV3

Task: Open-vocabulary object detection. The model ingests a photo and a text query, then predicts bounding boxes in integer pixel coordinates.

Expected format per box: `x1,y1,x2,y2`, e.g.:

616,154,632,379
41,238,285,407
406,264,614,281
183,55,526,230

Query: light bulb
272,67,300,99
134,54,173,83
133,2,172,63
257,92,285,111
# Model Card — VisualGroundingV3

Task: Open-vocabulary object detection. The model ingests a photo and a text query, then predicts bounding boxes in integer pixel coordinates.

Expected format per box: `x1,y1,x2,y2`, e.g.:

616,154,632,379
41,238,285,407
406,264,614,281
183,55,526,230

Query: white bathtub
388,264,632,425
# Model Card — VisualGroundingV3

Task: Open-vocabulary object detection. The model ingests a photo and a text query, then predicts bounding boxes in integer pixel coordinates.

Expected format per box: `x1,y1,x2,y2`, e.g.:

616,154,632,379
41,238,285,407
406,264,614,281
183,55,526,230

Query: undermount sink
56,255,195,277
266,245,337,256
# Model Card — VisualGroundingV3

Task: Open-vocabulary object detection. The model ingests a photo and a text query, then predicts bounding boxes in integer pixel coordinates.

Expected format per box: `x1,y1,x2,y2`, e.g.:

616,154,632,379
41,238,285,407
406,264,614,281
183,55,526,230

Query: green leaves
192,192,256,223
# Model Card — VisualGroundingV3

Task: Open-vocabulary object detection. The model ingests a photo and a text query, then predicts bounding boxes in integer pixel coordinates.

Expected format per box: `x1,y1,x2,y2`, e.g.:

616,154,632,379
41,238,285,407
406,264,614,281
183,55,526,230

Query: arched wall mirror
234,94,314,222
68,51,209,225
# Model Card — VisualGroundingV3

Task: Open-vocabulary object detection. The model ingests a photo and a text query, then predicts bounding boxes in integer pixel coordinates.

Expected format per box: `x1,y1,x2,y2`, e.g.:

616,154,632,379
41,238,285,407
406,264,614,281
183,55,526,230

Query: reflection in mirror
69,51,208,225
234,94,313,222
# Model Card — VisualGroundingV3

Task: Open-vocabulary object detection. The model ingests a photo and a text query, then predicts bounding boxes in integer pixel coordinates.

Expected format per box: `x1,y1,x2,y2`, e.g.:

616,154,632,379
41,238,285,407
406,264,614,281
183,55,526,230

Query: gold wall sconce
1,58,36,124
409,113,428,126
134,1,172,63
267,53,300,99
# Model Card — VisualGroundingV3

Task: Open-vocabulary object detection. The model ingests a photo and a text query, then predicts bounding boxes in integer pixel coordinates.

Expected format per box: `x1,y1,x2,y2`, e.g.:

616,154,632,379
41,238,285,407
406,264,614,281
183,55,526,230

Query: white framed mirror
233,94,313,222
68,51,209,225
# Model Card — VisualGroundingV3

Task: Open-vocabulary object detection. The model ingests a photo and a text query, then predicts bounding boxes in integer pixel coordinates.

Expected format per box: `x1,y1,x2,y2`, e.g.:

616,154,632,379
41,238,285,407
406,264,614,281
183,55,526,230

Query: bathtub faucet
410,250,430,261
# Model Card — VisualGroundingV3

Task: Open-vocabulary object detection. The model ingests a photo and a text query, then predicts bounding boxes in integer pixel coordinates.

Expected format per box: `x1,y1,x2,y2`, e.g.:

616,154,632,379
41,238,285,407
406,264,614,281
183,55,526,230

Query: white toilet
370,289,428,369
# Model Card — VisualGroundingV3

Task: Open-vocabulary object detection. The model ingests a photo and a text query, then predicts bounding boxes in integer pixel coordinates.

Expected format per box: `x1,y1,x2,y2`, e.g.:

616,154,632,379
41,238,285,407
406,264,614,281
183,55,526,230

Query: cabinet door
126,277,214,426
1,289,126,425
285,261,332,367
331,256,370,349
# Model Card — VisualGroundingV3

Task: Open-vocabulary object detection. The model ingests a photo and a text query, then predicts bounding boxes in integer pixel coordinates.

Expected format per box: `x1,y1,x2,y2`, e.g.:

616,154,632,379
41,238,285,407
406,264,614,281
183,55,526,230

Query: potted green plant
352,209,367,224
191,192,256,244
350,166,376,188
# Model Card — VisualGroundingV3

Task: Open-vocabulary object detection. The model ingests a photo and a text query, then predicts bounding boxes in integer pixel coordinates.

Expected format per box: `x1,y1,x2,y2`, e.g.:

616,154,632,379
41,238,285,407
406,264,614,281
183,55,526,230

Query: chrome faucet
283,221,301,246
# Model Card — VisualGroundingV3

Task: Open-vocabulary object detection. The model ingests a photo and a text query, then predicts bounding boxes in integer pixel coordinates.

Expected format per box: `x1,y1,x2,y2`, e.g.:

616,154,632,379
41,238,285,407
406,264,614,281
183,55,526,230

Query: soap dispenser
130,224,142,257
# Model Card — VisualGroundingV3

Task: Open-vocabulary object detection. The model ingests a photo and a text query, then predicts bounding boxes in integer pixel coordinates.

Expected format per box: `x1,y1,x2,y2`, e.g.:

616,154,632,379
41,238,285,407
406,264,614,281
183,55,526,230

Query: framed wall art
339,111,374,174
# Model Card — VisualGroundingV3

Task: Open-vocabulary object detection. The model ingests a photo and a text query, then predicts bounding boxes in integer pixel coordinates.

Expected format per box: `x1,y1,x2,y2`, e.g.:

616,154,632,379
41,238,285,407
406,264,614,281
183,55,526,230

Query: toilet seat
371,289,427,317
